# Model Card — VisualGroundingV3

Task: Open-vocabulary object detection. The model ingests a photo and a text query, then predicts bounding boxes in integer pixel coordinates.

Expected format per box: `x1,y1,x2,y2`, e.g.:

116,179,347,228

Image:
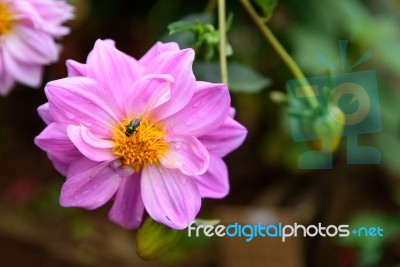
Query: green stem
218,0,229,86
240,0,318,109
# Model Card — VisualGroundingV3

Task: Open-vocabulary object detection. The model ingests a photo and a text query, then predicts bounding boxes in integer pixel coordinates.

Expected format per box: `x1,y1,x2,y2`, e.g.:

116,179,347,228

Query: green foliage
194,61,271,93
166,12,270,94
288,0,400,76
279,0,400,176
163,13,213,48
339,213,400,267
369,85,400,175
167,12,233,60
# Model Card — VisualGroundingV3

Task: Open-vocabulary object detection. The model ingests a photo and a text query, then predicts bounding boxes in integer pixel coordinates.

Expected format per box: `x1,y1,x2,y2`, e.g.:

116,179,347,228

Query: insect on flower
125,118,141,137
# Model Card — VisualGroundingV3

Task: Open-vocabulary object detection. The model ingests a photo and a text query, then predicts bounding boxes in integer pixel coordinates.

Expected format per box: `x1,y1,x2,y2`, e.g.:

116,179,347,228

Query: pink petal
141,165,201,229
229,107,236,118
160,135,209,176
35,123,75,152
87,40,144,114
67,125,117,162
2,48,43,88
125,74,173,118
199,117,247,157
108,173,144,229
3,31,50,65
66,156,95,178
147,49,196,121
34,122,82,175
37,103,54,124
47,149,82,176
165,81,230,136
103,39,116,46
195,155,229,199
45,77,119,137
60,161,120,209
30,0,73,21
139,42,180,67
11,1,42,28
11,0,73,37
0,77,14,96
66,60,86,77
0,57,15,96
13,25,59,62
28,0,74,36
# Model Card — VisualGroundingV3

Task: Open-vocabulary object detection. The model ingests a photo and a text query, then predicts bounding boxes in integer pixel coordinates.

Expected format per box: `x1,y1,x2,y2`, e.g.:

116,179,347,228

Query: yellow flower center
112,116,168,172
0,2,13,35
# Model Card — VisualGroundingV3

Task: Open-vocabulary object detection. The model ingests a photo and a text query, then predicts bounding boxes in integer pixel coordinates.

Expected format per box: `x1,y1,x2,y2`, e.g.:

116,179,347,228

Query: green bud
136,217,183,261
313,104,345,153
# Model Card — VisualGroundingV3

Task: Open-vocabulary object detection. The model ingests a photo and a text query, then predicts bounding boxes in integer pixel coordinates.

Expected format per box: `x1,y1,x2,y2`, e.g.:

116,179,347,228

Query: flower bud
311,104,345,153
136,217,183,261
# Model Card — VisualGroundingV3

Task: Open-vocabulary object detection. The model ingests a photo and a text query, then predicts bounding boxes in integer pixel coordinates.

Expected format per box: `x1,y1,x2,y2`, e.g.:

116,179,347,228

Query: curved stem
218,0,229,86
240,0,318,109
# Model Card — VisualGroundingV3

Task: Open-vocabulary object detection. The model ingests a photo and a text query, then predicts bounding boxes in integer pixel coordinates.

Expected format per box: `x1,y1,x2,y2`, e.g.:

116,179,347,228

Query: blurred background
1,0,400,266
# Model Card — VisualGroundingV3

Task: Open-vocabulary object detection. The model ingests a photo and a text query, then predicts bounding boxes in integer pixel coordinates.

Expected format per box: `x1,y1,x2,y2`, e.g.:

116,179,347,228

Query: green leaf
168,20,195,35
254,0,278,18
162,13,214,49
194,61,272,93
163,12,235,61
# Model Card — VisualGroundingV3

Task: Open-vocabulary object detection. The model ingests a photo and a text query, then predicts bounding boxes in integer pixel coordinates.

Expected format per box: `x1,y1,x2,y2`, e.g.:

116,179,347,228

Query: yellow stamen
0,2,13,35
112,117,168,172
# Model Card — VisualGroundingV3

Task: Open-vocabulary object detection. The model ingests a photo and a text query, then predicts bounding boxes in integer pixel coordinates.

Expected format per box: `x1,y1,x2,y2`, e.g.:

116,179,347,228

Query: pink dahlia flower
35,40,247,230
0,0,74,95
